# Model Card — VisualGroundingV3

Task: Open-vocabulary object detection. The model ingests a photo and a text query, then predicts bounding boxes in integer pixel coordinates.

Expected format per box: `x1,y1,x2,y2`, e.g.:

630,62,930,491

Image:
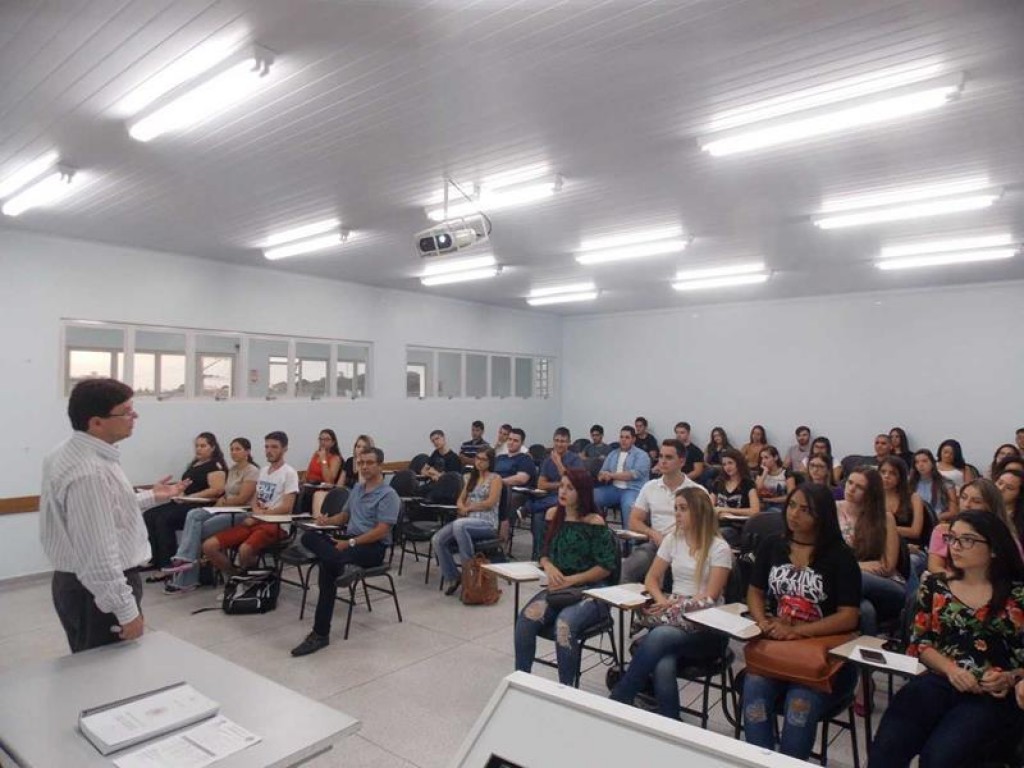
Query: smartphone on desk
860,648,887,664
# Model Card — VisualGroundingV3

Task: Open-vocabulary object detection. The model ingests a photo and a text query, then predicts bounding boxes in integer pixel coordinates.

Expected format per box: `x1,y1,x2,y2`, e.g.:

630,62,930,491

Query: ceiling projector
416,213,489,258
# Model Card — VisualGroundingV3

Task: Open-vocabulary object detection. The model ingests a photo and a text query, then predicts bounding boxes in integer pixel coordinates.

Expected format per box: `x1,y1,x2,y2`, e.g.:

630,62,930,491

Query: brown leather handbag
743,633,856,692
460,553,502,605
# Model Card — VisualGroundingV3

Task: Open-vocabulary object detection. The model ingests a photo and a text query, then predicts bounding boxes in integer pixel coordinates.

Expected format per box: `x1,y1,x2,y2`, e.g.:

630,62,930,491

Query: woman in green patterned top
869,510,1024,767
514,467,617,686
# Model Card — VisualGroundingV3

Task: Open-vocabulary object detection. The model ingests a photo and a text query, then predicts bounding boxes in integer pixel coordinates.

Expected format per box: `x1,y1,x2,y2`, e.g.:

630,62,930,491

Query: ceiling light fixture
575,228,690,266
527,291,599,307
672,273,770,291
1,166,79,217
876,248,1017,271
699,71,964,156
818,177,991,213
127,45,274,142
814,194,1000,229
420,266,502,287
421,254,498,277
673,261,766,282
263,231,348,261
263,218,341,248
0,150,59,200
528,281,596,298
879,233,1013,259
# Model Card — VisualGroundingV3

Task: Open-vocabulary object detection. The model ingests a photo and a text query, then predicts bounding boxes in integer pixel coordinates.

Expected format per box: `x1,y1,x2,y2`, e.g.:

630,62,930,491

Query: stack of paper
113,716,261,768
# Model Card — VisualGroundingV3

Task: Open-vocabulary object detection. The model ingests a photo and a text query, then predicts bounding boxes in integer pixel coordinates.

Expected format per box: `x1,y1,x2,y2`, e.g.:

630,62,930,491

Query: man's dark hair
553,426,571,440
500,423,513,431
510,428,526,441
620,425,637,437
68,378,133,431
674,421,691,432
590,424,604,435
661,439,686,459
796,426,811,436
1017,427,1024,435
265,430,289,448
430,429,444,439
635,416,648,427
472,420,485,430
360,446,385,463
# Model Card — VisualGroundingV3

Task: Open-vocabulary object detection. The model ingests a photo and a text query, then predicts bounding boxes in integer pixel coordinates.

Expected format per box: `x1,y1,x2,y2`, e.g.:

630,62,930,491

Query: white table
0,631,359,767
482,561,545,620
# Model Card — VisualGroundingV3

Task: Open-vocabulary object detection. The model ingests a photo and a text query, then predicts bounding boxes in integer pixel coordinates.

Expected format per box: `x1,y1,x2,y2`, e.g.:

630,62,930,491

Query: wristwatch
348,538,357,548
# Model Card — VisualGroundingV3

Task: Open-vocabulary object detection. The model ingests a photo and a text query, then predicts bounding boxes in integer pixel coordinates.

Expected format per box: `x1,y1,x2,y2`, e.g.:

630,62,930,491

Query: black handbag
545,586,585,609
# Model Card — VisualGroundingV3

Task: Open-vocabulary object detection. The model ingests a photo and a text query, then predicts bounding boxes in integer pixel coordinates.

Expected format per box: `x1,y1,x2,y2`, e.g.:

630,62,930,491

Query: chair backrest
389,469,421,498
528,443,548,464
320,487,350,518
738,510,785,556
584,456,604,480
724,553,746,604
839,454,871,480
570,438,589,454
427,471,463,505
408,453,431,474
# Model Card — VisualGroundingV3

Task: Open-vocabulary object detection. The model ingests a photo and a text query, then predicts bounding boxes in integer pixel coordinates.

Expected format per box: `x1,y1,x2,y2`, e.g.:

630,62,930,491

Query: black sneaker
291,632,330,657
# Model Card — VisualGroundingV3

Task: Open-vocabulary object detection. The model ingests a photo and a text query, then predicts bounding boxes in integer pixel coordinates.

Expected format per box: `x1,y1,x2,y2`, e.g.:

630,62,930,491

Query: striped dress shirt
40,432,156,623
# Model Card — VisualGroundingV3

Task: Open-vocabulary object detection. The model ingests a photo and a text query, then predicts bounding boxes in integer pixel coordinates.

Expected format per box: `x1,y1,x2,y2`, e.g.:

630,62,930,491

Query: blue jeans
593,485,639,518
514,591,610,686
859,572,907,635
432,517,497,582
610,626,727,719
742,664,857,760
869,672,1023,768
170,509,235,588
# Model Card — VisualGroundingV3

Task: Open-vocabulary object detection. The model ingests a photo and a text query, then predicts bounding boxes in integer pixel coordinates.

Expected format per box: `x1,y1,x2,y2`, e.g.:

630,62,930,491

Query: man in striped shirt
40,379,186,653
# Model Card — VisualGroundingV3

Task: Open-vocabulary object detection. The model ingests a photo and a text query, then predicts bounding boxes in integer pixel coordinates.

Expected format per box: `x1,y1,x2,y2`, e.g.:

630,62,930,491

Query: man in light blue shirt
593,426,651,516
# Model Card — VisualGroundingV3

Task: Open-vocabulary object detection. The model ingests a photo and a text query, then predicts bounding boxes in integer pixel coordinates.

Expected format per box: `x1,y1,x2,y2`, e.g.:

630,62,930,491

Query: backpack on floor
461,554,501,606
221,570,280,614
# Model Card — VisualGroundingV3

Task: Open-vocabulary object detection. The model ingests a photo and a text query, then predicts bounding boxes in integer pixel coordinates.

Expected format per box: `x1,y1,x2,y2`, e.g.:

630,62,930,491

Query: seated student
755,446,788,512
910,449,959,523
740,424,768,471
162,437,260,593
458,420,489,462
868,433,893,469
202,431,298,576
802,435,843,484
1018,427,1024,456
669,422,705,483
593,426,651,517
928,479,1020,574
712,448,760,547
296,429,343,515
996,468,1024,542
837,468,906,636
868,511,1024,768
789,453,841,500
291,446,400,656
582,424,612,459
742,483,861,761
341,434,374,489
990,443,1022,479
492,423,512,457
527,427,583,560
423,429,464,481
143,432,227,575
936,438,977,488
881,456,929,550
634,417,659,466
702,426,732,485
888,426,914,468
513,469,616,686
434,447,502,595
783,426,812,470
610,487,732,720
494,428,538,542
621,440,708,584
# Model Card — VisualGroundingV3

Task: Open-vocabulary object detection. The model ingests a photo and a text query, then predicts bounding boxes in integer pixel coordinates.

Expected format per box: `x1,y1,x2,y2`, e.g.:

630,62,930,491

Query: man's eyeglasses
941,533,989,550
102,409,138,420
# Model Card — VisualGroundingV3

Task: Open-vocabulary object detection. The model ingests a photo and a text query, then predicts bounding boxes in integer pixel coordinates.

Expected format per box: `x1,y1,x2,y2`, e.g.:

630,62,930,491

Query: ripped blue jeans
742,664,857,759
513,591,609,686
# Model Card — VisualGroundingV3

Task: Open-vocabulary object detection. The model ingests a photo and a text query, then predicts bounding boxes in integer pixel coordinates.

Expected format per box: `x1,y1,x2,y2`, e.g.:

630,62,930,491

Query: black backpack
221,570,280,614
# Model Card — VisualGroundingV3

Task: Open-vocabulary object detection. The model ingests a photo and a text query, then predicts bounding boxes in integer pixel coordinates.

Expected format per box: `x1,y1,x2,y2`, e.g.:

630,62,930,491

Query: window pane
159,354,186,397
195,335,238,398
337,343,369,397
515,357,533,398
406,348,434,398
534,357,551,398
438,352,462,398
248,339,290,398
491,356,511,397
65,326,124,394
67,350,117,393
135,331,186,398
296,342,329,398
134,353,157,395
466,354,487,398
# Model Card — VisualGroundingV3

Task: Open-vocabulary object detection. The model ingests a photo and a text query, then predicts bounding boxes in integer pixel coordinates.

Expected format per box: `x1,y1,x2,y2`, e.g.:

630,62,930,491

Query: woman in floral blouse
869,510,1024,768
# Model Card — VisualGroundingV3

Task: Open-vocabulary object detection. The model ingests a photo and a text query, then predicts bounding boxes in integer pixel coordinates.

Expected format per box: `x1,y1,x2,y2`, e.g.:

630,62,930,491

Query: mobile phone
860,648,887,664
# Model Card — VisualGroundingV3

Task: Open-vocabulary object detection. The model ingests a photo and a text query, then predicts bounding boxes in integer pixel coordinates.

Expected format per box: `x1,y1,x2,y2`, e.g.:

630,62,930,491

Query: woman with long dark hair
910,449,959,523
928,479,1017,575
936,439,976,488
514,467,616,686
996,468,1024,543
433,447,502,595
990,444,1022,479
869,511,1024,768
888,427,914,468
881,457,928,548
741,425,768,471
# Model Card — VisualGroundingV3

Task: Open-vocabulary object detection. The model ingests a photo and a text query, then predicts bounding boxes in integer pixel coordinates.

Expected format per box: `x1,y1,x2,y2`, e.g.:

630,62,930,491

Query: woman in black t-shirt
742,483,861,760
712,448,760,547
144,432,227,572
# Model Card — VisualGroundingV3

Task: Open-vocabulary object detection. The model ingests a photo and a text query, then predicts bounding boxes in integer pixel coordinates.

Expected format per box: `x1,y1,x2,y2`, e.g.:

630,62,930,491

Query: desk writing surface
0,631,358,768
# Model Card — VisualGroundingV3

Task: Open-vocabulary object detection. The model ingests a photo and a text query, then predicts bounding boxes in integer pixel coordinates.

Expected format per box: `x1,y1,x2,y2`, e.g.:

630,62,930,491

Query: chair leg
362,579,372,611
848,706,861,768
424,542,433,584
398,544,406,576
297,564,309,620
700,674,712,730
387,573,403,623
343,580,359,640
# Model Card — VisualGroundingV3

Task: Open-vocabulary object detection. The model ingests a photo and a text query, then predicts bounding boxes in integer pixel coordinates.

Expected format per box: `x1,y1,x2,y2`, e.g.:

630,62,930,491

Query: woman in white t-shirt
610,487,733,720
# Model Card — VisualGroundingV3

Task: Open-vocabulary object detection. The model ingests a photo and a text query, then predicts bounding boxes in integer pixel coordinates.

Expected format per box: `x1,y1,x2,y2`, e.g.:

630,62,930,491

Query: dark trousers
301,531,386,638
143,502,191,568
52,570,143,653
869,671,1023,768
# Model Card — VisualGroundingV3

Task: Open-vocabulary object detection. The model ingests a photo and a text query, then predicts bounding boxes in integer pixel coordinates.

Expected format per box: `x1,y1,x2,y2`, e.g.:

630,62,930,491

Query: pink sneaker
161,560,195,574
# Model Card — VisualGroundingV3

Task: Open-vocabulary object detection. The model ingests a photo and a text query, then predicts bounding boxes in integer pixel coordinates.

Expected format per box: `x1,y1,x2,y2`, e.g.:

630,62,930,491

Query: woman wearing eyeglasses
868,510,1024,768
927,479,1019,575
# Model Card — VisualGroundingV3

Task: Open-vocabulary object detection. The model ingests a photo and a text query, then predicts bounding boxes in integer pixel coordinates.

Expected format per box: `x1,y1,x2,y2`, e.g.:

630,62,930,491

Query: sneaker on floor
163,583,198,595
291,632,330,657
161,561,195,574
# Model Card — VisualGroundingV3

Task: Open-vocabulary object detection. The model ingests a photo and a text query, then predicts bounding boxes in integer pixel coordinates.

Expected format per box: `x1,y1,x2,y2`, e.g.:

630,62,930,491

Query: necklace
791,538,815,546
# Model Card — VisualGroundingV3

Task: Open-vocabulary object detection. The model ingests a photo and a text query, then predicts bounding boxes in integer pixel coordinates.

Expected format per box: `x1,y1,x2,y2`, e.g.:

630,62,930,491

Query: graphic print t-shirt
255,464,300,508
751,536,861,622
715,477,756,508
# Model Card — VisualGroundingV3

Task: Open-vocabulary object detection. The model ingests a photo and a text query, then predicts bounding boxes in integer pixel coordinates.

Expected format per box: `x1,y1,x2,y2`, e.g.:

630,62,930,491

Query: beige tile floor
0,538,863,768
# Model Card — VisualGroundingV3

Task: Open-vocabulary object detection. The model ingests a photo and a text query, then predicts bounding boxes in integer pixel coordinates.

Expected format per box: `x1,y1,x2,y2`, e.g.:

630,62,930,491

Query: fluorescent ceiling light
699,72,963,156
578,227,684,252
128,50,273,142
528,281,596,298
421,266,501,287
575,238,689,265
263,232,345,260
0,150,59,200
481,163,551,191
527,291,599,307
425,179,559,222
116,35,244,116
819,177,991,214
1,168,79,217
672,273,770,291
876,248,1017,271
814,194,999,229
421,254,497,277
263,218,340,248
674,262,766,282
880,233,1013,259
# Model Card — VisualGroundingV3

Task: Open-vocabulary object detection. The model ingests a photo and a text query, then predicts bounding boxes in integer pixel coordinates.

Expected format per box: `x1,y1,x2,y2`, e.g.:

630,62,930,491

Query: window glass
248,338,290,398
438,351,463,398
466,354,487,397
135,330,186,398
514,357,533,398
491,356,511,397
406,348,434,397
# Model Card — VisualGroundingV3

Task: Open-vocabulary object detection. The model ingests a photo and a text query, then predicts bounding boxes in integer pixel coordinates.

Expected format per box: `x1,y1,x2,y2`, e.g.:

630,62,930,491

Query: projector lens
436,233,452,248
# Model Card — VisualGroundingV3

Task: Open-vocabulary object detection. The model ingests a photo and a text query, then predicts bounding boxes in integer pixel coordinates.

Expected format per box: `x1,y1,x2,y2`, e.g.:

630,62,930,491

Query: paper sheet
685,607,761,639
80,684,217,750
483,562,545,581
583,585,649,607
113,716,260,768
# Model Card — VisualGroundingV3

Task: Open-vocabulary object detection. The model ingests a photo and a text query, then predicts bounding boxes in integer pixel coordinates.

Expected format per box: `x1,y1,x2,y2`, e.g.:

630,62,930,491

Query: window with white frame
405,346,555,399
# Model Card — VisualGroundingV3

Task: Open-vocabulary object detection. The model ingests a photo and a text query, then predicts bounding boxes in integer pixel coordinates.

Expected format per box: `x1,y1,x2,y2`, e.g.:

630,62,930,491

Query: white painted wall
0,228,561,579
561,282,1024,471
